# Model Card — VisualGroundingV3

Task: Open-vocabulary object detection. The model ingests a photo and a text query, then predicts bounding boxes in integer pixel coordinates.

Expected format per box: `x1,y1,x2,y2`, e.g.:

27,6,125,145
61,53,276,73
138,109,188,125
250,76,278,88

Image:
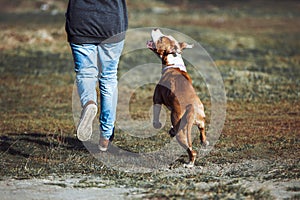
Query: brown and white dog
147,28,208,168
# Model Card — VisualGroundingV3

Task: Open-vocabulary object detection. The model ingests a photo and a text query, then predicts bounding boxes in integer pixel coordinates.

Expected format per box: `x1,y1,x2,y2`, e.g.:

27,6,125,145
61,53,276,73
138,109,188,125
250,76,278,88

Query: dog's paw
183,162,194,168
153,121,162,129
168,127,176,137
201,140,209,146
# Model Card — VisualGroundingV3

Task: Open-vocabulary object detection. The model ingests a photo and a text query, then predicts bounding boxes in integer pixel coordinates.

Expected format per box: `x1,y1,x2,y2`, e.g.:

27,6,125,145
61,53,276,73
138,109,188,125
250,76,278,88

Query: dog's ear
179,42,194,51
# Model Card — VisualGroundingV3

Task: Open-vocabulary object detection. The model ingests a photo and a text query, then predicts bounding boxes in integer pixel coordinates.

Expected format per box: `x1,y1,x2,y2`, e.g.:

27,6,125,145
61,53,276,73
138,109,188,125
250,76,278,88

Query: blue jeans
70,41,124,140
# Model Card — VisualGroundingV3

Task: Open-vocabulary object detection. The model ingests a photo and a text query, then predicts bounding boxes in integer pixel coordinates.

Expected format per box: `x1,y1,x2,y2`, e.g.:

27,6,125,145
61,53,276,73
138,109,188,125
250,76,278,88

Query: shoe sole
77,104,97,141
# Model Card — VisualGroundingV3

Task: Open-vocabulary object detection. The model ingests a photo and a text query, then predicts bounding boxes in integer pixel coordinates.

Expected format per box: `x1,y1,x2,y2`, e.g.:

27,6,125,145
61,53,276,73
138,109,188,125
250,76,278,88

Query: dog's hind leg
184,126,197,168
194,103,208,146
175,105,197,168
177,120,196,168
175,128,196,168
197,118,209,146
185,105,197,167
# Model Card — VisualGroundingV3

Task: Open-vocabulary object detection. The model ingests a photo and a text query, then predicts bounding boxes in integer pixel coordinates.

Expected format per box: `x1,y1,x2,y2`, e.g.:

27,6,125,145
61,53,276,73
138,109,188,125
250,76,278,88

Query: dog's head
147,28,193,58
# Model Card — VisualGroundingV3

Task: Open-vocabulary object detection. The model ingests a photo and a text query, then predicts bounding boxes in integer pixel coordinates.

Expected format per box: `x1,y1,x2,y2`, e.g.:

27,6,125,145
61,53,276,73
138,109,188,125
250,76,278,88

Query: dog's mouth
146,40,156,50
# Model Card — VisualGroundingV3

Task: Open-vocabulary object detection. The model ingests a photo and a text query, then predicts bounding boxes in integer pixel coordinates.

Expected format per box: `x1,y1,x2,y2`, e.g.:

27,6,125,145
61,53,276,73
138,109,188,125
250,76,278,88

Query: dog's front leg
153,104,162,129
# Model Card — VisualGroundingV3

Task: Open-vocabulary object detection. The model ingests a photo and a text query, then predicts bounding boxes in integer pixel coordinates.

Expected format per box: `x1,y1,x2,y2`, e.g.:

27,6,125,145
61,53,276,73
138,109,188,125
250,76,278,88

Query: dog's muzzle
146,40,155,50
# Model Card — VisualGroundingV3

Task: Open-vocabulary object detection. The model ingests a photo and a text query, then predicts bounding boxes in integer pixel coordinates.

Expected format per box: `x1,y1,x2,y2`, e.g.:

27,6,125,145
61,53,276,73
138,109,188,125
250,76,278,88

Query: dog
147,28,208,168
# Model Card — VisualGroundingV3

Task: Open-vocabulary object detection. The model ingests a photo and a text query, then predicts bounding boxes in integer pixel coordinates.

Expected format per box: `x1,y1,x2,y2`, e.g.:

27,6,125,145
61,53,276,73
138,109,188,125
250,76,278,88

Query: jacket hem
68,32,126,44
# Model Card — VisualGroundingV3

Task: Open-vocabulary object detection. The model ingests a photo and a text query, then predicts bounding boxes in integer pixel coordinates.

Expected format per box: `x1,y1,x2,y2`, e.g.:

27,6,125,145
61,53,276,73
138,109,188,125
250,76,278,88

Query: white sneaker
77,103,97,141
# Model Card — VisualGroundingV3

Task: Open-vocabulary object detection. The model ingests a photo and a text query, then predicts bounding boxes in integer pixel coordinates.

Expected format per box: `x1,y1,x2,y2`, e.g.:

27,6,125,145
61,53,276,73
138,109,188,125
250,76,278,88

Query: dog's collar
162,54,187,73
162,64,187,73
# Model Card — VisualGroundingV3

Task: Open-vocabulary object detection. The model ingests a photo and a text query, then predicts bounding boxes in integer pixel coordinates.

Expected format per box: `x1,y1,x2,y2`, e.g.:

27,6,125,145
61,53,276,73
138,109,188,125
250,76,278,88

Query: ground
0,0,299,199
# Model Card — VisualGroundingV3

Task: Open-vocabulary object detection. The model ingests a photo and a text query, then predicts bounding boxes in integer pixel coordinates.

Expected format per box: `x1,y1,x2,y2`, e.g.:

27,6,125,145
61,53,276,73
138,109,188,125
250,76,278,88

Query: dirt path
1,158,299,200
0,176,141,200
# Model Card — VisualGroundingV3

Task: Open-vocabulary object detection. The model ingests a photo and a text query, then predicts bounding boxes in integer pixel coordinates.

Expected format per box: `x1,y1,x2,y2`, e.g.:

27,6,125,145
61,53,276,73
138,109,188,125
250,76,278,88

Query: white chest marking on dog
162,54,187,73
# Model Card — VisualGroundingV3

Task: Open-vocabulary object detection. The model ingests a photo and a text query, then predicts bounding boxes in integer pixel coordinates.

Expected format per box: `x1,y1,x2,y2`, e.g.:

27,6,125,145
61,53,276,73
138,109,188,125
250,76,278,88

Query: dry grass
0,0,299,199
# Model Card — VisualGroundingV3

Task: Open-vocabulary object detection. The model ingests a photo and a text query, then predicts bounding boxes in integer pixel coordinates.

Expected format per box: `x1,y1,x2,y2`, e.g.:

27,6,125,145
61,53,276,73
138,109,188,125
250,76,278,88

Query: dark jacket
65,0,128,44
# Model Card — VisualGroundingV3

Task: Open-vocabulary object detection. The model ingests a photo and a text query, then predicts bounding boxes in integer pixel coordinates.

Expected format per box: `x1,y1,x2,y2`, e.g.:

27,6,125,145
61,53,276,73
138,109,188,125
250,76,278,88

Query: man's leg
70,43,98,141
97,40,124,150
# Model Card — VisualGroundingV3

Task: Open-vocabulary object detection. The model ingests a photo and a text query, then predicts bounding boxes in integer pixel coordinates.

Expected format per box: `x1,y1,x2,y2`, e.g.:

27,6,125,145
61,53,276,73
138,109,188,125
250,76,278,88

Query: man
65,0,128,151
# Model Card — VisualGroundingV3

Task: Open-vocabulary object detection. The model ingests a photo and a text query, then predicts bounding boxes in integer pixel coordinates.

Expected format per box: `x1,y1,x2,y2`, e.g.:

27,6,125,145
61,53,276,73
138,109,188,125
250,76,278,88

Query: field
0,0,299,199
